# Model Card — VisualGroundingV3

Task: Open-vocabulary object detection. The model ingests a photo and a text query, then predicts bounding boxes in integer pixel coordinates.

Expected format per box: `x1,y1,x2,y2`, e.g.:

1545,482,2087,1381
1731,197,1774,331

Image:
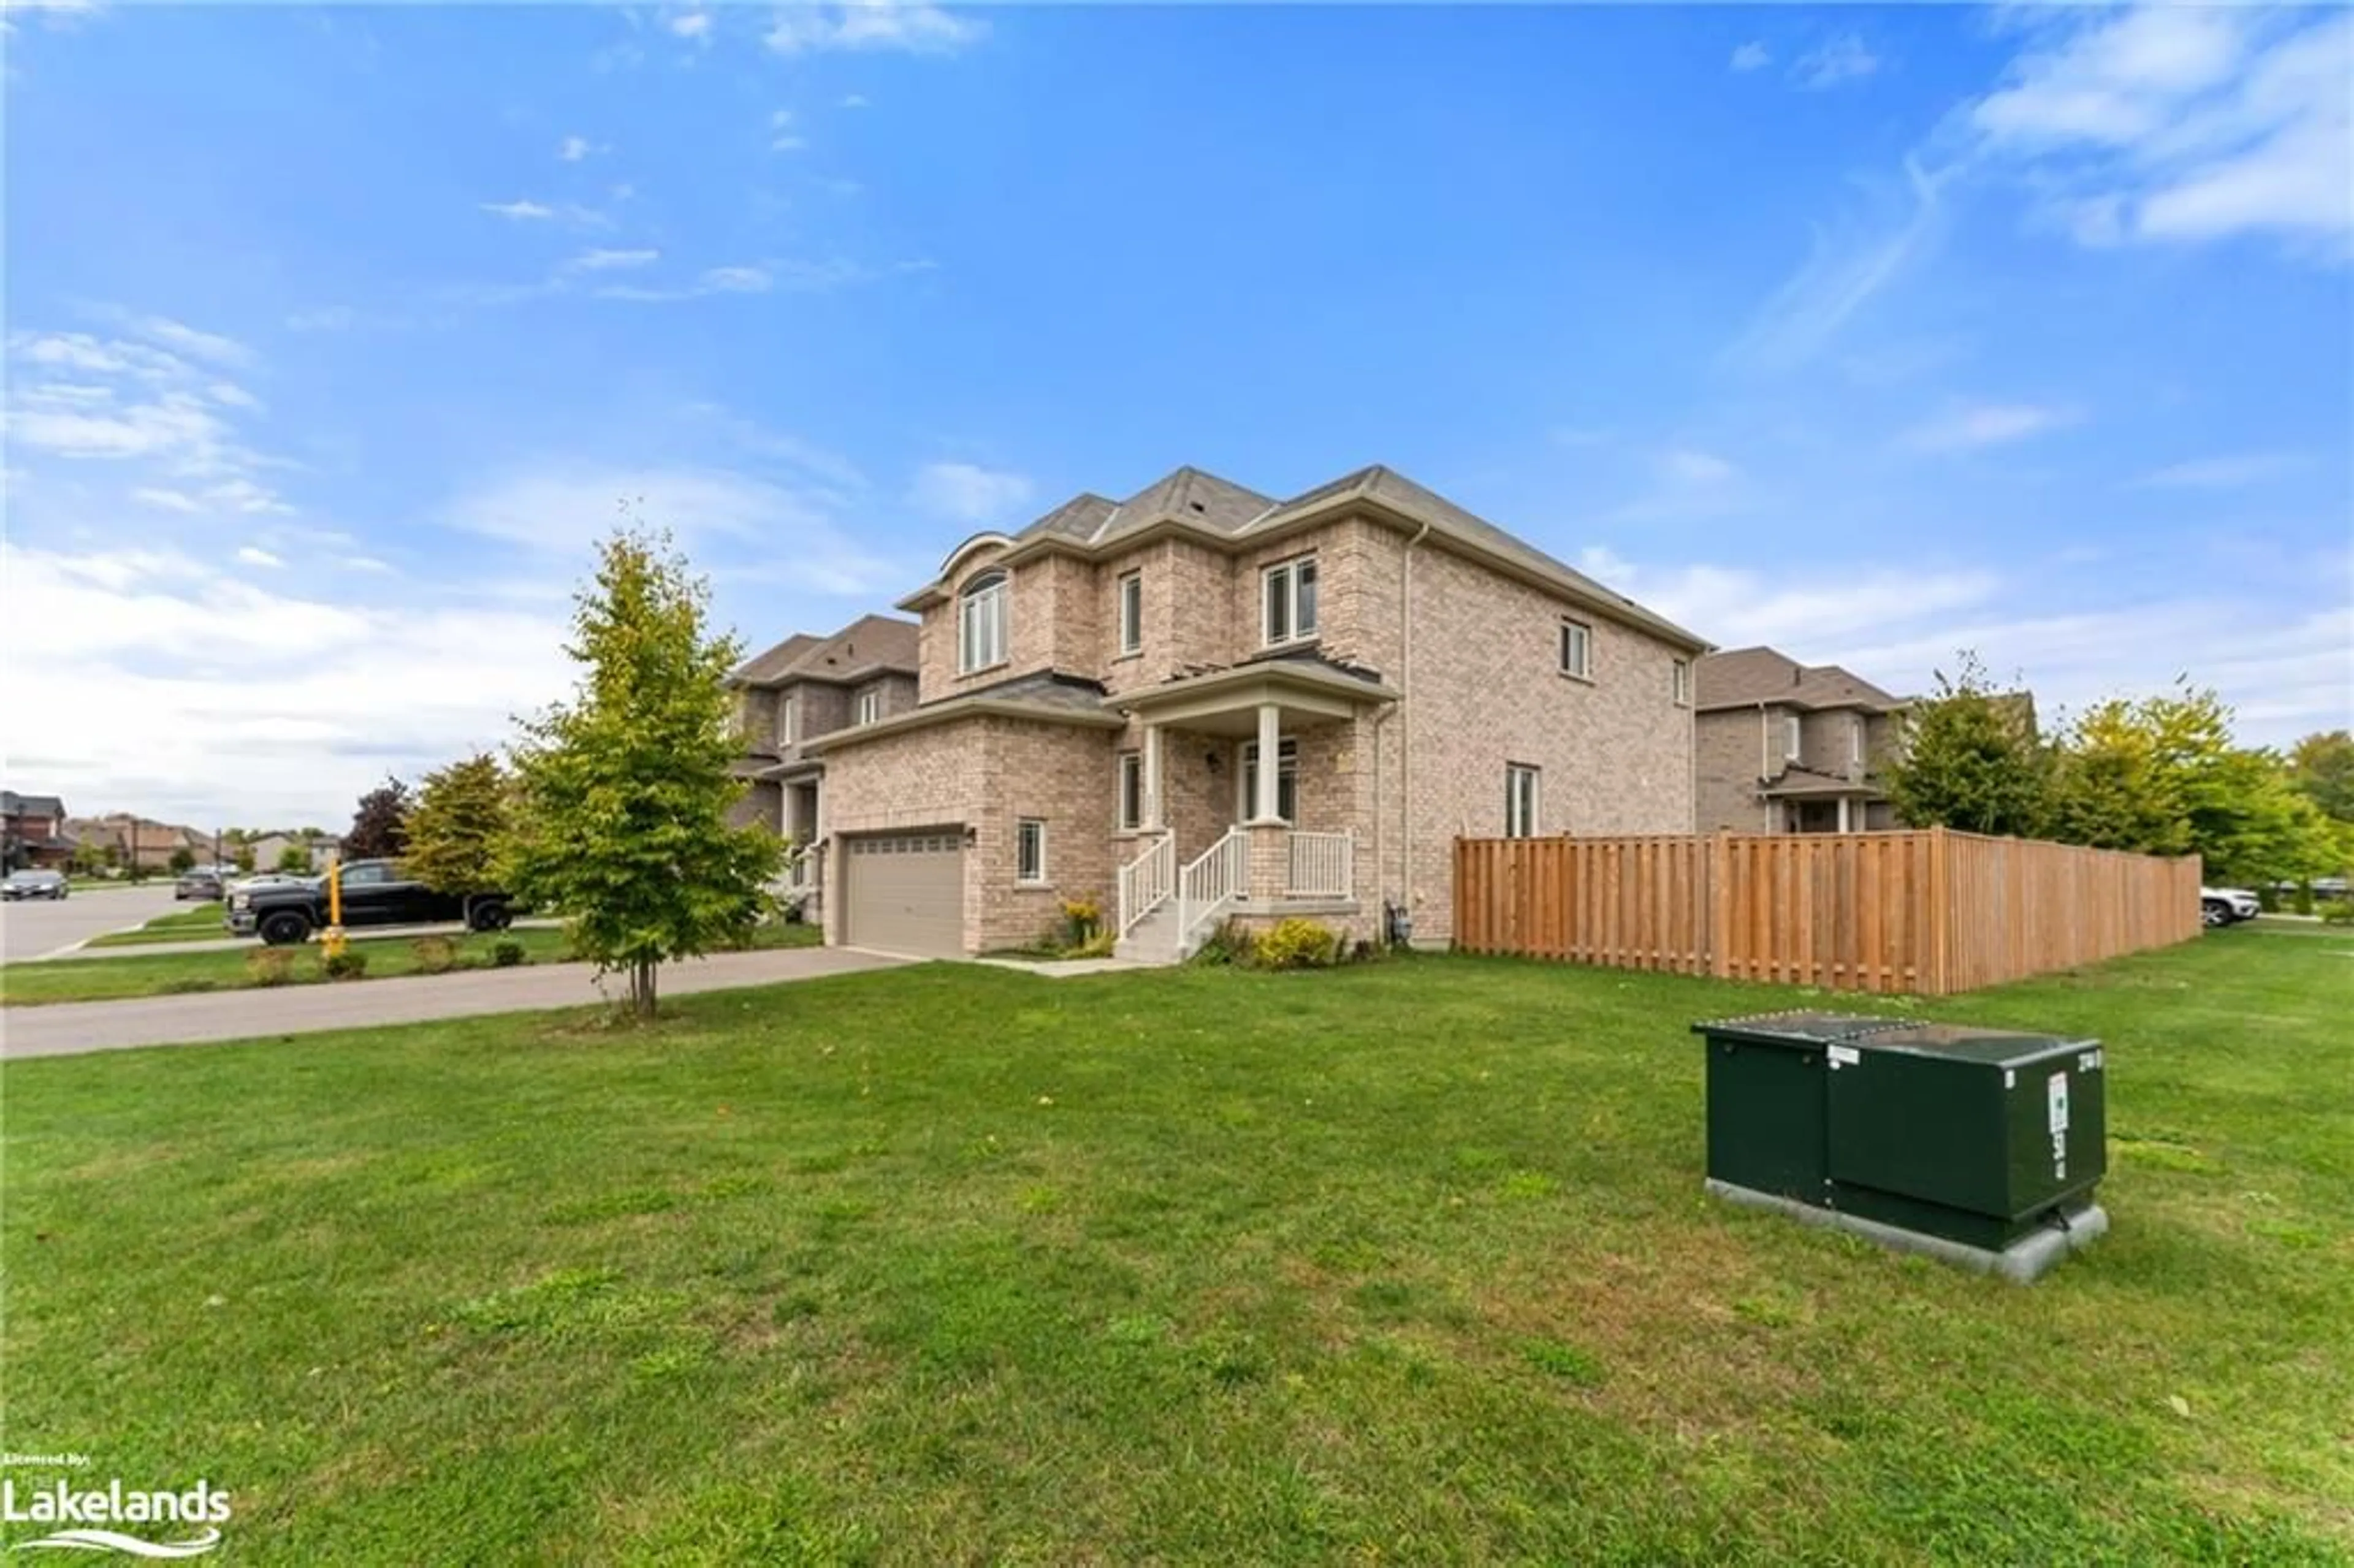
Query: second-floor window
779,694,799,745
1784,714,1803,762
855,687,882,726
1851,717,1866,767
1262,556,1318,646
1118,571,1143,656
958,570,1008,674
1672,658,1692,707
1559,619,1593,680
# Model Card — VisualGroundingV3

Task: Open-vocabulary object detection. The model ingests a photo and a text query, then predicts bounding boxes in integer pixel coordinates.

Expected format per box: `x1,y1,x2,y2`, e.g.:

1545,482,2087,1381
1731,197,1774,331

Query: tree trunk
633,957,658,1019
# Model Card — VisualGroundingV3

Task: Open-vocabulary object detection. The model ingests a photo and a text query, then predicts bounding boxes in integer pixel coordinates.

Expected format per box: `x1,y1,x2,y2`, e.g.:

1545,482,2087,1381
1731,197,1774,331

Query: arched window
958,570,1008,674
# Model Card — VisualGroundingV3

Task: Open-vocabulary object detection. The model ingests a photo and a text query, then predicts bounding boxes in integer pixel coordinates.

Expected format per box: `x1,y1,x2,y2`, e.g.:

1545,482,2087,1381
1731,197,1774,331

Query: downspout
1397,518,1433,941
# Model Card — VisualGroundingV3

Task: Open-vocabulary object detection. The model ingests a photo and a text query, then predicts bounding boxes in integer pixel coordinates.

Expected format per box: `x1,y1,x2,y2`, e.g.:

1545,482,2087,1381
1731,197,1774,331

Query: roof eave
802,696,1127,754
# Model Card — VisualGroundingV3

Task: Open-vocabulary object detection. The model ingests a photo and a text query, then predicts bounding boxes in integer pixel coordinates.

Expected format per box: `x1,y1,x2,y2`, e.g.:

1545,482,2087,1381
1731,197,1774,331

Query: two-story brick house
2,791,76,871
1693,647,1906,833
729,614,921,919
805,464,1706,959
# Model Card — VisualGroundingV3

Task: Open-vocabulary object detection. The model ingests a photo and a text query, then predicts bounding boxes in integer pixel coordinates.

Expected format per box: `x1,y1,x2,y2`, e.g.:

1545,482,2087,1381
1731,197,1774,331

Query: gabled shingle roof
1091,466,1274,546
1696,647,1902,713
2,792,66,818
1016,493,1118,544
732,633,823,686
733,616,920,688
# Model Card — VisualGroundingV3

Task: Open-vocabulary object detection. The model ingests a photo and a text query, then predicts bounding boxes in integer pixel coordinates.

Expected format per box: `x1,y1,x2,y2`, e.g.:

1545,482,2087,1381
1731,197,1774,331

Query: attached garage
841,829,966,957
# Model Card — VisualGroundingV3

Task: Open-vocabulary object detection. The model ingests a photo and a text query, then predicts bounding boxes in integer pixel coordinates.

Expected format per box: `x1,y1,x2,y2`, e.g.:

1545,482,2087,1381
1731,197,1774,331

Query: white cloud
1968,8,2352,254
840,93,870,108
908,460,1034,525
1899,402,2082,454
235,545,284,569
557,134,604,162
133,487,202,513
438,463,900,595
669,9,710,42
1721,158,1948,373
0,542,577,826
766,1,983,56
701,265,773,294
2136,453,2306,489
206,380,261,410
480,198,557,221
284,306,357,332
772,134,807,153
124,314,254,369
1622,560,2004,649
1792,34,1878,91
1658,448,1739,486
563,247,660,272
1729,42,1770,74
340,555,395,574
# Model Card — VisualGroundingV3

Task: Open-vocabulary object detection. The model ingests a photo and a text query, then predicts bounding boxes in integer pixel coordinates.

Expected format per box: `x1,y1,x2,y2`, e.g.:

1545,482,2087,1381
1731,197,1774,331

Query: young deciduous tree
403,753,514,904
505,528,782,1018
1883,653,2051,838
167,847,197,873
344,777,413,860
276,845,313,874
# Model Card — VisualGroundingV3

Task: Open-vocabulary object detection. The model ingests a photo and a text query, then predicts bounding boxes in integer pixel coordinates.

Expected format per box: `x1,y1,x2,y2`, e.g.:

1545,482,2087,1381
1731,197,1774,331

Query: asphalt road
0,946,912,1059
0,884,178,963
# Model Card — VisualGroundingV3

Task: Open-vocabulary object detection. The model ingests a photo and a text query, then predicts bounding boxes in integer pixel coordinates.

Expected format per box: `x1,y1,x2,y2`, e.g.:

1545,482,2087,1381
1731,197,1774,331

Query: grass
4,929,2348,1563
83,902,240,946
0,922,823,1007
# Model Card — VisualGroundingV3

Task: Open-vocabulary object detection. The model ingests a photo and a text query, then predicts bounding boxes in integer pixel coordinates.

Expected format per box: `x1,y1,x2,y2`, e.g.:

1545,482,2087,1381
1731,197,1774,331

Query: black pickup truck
227,859,514,946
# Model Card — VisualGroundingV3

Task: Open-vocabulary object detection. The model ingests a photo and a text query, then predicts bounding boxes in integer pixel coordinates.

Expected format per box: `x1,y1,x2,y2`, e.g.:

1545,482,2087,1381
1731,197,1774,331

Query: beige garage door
843,830,965,957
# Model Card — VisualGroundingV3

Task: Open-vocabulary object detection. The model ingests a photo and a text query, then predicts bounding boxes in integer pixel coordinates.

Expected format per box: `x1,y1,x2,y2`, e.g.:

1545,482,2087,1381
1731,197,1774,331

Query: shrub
2292,885,2316,916
2320,901,2354,926
1061,897,1103,947
245,948,296,988
1188,918,1254,968
492,938,528,967
411,935,457,975
1070,930,1118,961
1254,918,1339,971
321,950,370,981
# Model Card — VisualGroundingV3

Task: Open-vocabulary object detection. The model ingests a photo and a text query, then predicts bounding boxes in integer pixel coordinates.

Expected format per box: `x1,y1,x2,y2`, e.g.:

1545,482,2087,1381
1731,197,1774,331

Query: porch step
1114,901,1186,966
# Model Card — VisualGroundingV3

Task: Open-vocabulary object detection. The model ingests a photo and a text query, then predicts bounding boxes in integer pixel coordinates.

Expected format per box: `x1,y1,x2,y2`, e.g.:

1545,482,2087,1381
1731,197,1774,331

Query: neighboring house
728,614,922,921
806,463,1706,961
1693,647,1906,833
68,814,211,871
2,791,76,870
245,832,333,872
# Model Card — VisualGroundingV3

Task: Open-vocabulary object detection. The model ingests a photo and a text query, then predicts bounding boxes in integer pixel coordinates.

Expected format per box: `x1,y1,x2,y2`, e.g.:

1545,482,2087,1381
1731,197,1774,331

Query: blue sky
5,1,2349,827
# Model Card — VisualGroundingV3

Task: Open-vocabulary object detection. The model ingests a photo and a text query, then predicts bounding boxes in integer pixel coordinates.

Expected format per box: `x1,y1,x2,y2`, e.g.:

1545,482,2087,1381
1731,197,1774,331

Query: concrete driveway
0,884,178,962
0,946,911,1059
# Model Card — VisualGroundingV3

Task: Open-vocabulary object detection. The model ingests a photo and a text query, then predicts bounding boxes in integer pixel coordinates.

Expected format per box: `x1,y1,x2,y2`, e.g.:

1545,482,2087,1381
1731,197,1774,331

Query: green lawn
0,922,822,1007
82,901,239,946
4,931,2347,1563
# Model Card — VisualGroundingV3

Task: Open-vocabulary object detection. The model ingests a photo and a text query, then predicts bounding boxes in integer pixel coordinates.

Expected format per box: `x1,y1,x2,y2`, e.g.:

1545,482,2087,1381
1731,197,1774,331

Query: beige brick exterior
830,500,1698,954
1694,704,1899,834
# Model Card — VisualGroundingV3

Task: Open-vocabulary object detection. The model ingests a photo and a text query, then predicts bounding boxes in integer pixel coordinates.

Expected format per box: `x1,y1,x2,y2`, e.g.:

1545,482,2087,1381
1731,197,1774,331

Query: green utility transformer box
1691,1011,2108,1282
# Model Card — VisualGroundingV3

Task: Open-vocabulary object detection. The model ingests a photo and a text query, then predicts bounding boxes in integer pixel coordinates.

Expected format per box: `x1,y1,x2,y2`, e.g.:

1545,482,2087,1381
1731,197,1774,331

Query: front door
1237,739,1298,824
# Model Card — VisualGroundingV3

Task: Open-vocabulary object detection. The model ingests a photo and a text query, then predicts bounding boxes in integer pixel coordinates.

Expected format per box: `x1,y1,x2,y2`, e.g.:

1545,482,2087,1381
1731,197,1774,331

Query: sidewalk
0,946,910,1059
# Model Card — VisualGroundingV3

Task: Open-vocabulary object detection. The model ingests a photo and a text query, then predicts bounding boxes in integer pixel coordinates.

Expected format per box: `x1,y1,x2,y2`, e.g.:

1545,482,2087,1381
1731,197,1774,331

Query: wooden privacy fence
1454,828,2201,995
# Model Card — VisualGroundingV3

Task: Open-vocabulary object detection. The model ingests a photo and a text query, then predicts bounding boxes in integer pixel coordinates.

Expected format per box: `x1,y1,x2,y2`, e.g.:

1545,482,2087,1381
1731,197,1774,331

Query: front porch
1108,660,1395,962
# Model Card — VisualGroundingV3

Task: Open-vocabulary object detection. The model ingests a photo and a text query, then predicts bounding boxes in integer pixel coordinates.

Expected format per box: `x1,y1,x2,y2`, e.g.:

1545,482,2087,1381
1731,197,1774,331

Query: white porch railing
1117,833,1176,937
1288,830,1354,896
1177,828,1247,952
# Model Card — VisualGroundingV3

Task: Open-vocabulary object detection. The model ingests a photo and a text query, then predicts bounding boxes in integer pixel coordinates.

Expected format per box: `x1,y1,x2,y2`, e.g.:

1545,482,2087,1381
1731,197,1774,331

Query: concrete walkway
0,946,910,1060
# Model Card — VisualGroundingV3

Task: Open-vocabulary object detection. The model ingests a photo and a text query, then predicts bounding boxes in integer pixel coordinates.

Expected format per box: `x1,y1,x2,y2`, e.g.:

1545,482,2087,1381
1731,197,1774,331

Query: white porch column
1837,796,1851,833
1143,723,1165,831
1252,702,1281,823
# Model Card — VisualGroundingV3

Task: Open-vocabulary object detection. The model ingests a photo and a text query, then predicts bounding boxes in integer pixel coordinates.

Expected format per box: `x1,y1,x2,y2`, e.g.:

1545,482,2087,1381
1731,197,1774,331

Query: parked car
175,868,226,901
1,869,69,900
227,859,513,946
2201,886,2261,927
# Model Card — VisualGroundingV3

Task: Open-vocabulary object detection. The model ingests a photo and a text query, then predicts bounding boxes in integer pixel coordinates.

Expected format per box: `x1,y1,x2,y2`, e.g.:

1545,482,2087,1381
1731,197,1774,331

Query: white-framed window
1506,764,1541,839
1015,818,1047,885
1672,658,1692,707
1851,717,1865,767
958,570,1008,674
855,687,882,726
1784,714,1803,761
779,693,799,745
1117,570,1143,656
1559,619,1593,680
1239,739,1298,823
1261,556,1319,646
1117,753,1143,831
